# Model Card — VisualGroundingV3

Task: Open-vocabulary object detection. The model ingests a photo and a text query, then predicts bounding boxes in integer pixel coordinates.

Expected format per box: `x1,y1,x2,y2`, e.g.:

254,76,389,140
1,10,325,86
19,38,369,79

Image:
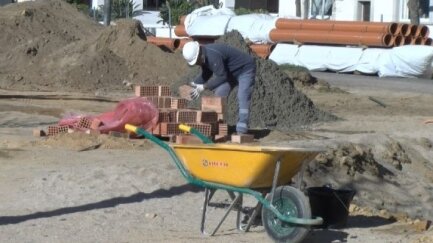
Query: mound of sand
0,0,187,92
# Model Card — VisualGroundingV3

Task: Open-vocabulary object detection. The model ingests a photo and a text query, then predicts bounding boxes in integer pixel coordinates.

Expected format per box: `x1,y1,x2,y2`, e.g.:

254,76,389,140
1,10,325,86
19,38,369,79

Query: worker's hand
190,82,204,100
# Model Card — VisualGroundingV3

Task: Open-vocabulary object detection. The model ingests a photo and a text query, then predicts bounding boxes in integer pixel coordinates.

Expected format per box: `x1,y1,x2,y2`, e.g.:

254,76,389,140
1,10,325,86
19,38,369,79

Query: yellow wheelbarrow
125,124,323,243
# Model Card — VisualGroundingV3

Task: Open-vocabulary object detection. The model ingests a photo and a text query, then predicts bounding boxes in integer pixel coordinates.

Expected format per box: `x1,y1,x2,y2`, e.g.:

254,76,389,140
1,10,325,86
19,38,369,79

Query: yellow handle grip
125,124,138,133
179,124,191,133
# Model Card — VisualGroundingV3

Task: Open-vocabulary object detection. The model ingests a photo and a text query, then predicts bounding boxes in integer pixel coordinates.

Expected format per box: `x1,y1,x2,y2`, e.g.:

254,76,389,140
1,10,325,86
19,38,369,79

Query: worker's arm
203,54,229,90
193,66,212,85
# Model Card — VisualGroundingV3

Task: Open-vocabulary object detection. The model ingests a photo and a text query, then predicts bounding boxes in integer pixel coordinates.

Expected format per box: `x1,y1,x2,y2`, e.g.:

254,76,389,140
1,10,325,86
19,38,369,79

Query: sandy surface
1,72,433,242
0,1,432,242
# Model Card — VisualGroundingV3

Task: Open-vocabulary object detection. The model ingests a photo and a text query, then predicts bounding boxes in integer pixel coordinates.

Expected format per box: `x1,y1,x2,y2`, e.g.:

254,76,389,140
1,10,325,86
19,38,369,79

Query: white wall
219,0,235,9
333,0,357,20
278,0,298,18
371,0,399,22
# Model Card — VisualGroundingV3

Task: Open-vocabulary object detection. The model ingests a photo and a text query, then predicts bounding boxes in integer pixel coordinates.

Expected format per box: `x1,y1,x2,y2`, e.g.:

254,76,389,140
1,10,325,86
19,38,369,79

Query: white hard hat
182,41,200,65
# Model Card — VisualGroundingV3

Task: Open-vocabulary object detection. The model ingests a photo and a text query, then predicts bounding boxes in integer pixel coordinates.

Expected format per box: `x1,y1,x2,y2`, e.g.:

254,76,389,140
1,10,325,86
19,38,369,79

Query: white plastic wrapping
226,14,278,43
184,5,235,36
269,44,433,78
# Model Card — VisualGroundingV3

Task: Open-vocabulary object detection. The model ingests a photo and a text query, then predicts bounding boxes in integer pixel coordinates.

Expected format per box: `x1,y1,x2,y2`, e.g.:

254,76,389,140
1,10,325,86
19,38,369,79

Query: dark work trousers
212,66,256,134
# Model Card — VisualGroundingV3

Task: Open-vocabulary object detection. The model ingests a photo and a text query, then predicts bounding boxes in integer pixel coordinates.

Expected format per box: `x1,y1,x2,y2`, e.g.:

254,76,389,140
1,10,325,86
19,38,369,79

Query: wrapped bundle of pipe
269,29,393,47
249,44,275,59
146,36,180,51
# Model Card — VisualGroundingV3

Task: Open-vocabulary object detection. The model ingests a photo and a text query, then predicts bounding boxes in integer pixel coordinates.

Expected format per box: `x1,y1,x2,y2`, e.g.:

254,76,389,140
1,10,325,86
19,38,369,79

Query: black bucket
307,186,356,228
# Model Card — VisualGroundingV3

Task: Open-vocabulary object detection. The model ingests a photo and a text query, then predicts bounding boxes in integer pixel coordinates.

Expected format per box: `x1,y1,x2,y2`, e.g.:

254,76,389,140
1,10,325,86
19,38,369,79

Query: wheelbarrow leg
239,200,262,232
200,188,243,236
270,159,281,205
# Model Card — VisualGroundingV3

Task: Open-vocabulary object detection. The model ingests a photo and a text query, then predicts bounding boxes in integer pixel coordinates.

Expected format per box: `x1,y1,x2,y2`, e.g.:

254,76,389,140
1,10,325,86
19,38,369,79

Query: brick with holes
201,97,226,113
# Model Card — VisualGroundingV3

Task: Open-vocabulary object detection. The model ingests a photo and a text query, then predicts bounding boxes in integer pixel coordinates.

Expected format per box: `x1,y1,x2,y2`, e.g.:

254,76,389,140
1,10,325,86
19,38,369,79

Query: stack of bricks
36,116,104,137
135,85,229,143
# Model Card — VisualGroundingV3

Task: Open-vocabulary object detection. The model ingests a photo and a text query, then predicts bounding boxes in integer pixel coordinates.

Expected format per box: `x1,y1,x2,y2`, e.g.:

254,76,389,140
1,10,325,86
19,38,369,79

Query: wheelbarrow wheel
262,186,311,243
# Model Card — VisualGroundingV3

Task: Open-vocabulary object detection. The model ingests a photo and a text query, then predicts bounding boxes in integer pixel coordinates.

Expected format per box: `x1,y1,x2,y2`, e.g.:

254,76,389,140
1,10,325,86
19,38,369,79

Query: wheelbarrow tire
261,186,311,243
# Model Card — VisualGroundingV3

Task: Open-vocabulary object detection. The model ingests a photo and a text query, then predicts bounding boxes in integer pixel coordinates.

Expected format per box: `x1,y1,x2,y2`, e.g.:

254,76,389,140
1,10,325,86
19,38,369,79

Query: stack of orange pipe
271,18,431,47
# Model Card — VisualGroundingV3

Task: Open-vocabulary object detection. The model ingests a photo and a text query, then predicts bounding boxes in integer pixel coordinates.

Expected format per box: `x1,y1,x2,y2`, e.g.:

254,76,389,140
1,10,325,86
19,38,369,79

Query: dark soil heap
175,31,336,131
0,0,187,92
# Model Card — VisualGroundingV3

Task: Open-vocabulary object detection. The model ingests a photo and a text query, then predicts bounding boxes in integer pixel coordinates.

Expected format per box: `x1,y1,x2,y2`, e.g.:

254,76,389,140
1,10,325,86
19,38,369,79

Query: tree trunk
296,0,301,17
407,0,421,25
303,0,309,19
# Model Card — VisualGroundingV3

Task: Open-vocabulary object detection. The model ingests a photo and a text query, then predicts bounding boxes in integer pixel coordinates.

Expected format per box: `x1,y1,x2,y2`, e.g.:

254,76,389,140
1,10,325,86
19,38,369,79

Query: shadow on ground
304,214,396,242
0,184,203,225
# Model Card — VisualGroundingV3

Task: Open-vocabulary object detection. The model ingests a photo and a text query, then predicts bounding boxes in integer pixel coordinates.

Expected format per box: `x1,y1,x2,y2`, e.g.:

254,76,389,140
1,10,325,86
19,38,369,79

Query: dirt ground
1,72,433,243
1,0,433,242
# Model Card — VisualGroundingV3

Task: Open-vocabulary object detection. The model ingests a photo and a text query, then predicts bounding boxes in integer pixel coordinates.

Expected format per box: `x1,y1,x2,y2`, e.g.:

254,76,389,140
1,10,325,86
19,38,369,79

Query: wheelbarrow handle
125,124,170,150
178,124,213,144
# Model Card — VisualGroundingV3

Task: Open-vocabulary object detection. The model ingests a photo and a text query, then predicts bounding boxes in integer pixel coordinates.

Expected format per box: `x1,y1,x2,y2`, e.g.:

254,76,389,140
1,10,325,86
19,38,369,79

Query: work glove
190,82,205,100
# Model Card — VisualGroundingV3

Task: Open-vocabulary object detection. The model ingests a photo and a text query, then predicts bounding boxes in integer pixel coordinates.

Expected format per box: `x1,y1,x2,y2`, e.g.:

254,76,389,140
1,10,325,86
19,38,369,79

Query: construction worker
182,41,256,134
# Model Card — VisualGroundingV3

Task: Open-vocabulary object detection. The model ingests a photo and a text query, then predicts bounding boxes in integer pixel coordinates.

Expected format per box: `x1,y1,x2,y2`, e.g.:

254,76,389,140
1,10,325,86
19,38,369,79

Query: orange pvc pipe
178,38,193,49
403,36,413,45
275,19,399,35
399,24,411,36
146,36,180,51
416,25,430,38
393,35,404,46
249,44,275,59
408,24,418,37
174,25,188,37
269,29,393,47
411,36,424,45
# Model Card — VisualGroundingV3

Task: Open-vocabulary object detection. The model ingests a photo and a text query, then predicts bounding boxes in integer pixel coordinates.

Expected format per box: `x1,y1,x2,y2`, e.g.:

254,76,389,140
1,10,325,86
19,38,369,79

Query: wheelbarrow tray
171,144,321,188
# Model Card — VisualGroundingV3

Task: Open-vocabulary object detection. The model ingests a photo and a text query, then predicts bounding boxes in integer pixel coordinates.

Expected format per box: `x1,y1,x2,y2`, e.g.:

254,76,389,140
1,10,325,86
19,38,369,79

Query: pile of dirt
35,132,153,150
311,143,387,177
0,0,187,92
173,31,336,131
382,141,411,170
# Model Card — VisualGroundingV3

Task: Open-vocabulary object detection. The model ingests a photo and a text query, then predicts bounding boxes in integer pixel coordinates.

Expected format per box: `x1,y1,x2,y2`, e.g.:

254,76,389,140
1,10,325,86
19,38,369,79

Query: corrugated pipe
269,29,393,47
275,19,399,35
174,25,188,37
249,44,275,59
146,36,180,51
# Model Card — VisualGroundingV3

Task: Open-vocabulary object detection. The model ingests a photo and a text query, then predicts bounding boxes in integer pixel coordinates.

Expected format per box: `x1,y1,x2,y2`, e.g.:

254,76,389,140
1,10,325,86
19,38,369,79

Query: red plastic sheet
59,97,158,133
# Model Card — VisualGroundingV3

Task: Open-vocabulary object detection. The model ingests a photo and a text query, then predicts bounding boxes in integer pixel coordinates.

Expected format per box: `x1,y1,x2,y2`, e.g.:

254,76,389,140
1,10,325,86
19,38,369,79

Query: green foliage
64,0,90,15
234,7,268,15
159,0,220,26
111,0,141,19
